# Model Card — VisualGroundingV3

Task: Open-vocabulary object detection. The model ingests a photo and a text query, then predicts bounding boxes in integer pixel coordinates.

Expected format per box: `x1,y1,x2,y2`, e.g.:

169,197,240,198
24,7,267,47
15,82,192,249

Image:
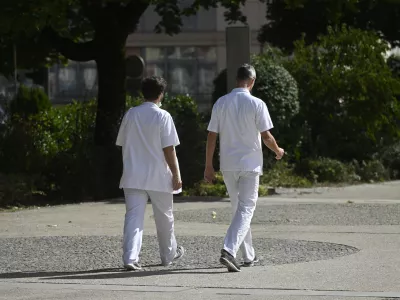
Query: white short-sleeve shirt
207,88,274,175
116,102,180,193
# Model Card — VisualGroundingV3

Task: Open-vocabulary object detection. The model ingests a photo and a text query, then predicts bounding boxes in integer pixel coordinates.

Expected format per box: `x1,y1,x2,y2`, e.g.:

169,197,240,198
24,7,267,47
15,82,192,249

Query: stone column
226,26,251,92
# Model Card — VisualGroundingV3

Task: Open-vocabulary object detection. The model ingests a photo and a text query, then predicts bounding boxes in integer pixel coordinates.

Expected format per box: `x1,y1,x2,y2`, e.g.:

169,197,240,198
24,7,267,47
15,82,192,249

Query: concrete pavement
0,182,399,299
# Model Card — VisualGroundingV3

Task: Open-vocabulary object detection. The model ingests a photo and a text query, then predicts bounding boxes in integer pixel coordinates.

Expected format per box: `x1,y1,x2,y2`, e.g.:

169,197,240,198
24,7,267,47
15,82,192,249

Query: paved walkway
0,181,399,300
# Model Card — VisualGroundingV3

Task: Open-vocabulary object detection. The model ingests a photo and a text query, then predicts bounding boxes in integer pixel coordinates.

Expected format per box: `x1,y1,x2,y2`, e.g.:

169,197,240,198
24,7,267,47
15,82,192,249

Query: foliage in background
387,54,400,79
9,85,51,118
285,26,400,162
251,52,301,163
184,172,271,198
381,142,400,179
163,95,207,187
259,0,400,51
294,158,359,183
261,161,311,187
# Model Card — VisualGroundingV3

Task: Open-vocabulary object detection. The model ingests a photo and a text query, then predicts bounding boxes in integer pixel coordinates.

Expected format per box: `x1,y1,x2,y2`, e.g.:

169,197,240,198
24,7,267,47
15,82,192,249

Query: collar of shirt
142,101,158,108
231,88,250,94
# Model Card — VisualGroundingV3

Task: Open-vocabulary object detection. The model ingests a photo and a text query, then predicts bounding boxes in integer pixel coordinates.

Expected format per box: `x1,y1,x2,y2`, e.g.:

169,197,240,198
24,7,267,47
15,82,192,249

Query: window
48,60,97,103
141,46,217,110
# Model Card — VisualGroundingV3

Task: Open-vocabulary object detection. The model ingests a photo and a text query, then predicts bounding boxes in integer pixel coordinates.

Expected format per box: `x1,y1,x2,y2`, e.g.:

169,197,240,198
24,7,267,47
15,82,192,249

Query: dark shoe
242,256,259,267
220,249,241,272
124,262,142,271
163,245,185,266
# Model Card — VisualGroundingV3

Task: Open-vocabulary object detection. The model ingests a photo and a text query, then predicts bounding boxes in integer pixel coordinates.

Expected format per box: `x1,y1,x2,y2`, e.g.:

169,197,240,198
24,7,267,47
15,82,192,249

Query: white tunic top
116,102,180,193
207,88,274,175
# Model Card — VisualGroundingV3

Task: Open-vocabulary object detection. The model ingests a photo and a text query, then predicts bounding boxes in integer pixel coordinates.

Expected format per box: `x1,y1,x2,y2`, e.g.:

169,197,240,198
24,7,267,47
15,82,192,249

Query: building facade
49,1,267,110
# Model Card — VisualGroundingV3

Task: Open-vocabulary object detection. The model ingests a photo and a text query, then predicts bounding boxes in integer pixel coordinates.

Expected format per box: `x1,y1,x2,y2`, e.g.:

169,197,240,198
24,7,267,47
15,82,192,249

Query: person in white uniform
116,76,185,271
204,64,284,272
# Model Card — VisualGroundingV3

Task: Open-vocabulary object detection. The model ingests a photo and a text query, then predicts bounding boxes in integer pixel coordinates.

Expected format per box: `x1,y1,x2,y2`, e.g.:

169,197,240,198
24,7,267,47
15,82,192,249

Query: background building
48,1,267,110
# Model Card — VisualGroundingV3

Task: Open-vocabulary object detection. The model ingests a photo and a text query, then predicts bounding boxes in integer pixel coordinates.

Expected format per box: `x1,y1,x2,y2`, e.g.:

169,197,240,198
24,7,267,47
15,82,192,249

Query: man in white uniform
116,76,185,271
204,64,284,272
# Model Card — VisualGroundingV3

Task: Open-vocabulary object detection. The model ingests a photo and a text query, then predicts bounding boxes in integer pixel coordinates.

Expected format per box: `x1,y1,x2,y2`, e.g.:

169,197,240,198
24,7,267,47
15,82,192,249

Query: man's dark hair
141,76,167,100
236,64,256,81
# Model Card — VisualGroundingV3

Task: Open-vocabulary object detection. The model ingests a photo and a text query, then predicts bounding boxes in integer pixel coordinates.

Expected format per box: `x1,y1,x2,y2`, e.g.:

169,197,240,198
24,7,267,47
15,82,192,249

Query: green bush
163,95,208,188
0,97,98,203
261,161,312,187
285,26,400,161
295,158,359,183
212,69,227,105
0,173,35,207
381,142,400,179
184,172,227,197
184,172,270,197
44,100,97,200
352,160,389,182
387,54,400,78
10,85,51,118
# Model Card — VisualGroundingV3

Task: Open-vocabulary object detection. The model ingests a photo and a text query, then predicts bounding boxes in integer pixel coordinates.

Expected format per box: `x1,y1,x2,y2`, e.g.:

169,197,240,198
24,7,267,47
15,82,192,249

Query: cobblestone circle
0,235,359,276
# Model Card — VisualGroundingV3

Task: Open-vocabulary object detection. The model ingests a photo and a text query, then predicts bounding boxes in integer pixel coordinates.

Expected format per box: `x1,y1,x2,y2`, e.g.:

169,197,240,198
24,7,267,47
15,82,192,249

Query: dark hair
141,76,167,100
236,64,256,81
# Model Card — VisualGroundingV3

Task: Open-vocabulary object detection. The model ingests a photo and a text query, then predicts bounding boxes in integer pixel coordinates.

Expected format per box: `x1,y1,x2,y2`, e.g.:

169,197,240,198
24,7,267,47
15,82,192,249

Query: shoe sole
220,257,241,272
162,247,185,267
124,264,142,271
242,260,259,267
242,262,254,267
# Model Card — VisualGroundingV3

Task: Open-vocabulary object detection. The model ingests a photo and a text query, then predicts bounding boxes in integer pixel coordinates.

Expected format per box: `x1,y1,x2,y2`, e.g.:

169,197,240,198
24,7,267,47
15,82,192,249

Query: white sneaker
162,245,185,266
124,262,142,271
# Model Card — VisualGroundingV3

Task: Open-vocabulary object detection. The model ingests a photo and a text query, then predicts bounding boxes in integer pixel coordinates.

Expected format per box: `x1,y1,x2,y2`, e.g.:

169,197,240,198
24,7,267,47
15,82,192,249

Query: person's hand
204,166,216,183
172,174,182,191
275,148,285,160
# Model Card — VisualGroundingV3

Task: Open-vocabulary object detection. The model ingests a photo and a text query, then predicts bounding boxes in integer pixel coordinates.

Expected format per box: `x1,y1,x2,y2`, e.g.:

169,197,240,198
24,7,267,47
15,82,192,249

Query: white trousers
222,171,259,263
123,188,177,266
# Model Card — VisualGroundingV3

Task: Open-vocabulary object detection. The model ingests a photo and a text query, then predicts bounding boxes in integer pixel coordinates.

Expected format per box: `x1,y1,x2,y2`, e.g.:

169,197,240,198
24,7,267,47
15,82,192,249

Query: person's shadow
0,265,226,281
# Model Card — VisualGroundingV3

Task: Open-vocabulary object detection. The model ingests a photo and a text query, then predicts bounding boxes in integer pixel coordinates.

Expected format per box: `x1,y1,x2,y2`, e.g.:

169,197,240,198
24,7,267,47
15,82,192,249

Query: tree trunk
93,41,127,199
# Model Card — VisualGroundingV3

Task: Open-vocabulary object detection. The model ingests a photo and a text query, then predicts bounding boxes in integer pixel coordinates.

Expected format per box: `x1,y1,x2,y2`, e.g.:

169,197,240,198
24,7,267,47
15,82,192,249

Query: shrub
294,158,359,183
381,142,400,179
387,54,400,78
261,161,312,187
184,172,270,197
352,160,389,182
44,100,97,200
0,173,37,207
285,26,400,161
10,85,51,118
0,96,99,203
162,95,207,188
212,69,227,105
184,172,227,197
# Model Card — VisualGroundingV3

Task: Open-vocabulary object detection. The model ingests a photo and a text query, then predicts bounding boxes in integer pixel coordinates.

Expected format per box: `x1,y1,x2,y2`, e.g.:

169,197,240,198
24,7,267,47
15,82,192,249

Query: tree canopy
0,0,253,198
284,26,400,160
259,0,400,51
0,0,250,146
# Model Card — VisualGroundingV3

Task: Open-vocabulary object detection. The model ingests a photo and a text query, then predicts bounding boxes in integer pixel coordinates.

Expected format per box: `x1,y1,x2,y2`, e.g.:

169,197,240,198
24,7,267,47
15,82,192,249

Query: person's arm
163,146,182,191
161,113,182,190
116,110,130,147
204,132,218,183
204,102,220,183
261,130,284,160
256,102,284,160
